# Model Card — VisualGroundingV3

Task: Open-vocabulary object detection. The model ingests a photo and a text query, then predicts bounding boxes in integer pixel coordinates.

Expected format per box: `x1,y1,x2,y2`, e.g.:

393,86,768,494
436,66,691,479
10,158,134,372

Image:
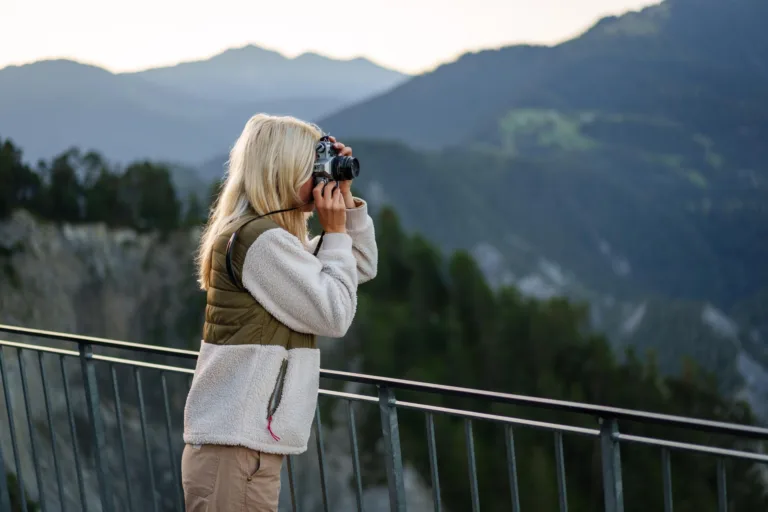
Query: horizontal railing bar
396,400,600,437
0,339,78,357
93,355,195,374
320,369,768,439
617,433,768,464
3,324,767,441
322,390,597,435
0,324,199,359
0,340,195,375
318,389,378,403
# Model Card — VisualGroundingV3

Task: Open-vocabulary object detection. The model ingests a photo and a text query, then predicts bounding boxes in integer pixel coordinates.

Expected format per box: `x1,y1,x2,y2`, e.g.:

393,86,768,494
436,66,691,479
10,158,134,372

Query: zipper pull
267,416,281,442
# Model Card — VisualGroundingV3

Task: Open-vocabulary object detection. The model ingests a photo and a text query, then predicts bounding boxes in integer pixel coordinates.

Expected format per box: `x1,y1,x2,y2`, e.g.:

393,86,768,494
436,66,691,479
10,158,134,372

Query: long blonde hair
197,113,322,290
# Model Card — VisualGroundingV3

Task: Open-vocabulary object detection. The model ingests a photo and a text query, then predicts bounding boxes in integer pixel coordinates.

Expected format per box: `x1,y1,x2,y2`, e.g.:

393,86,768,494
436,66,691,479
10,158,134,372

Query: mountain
0,46,409,164
128,44,408,104
320,0,768,169
309,0,768,310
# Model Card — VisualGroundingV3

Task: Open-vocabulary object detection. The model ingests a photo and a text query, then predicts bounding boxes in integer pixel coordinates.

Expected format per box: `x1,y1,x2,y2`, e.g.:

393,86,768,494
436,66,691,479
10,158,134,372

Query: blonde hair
197,113,322,290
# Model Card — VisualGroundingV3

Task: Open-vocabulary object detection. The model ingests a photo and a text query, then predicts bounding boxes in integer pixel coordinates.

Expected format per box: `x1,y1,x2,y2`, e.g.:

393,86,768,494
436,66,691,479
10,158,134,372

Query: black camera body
312,136,360,188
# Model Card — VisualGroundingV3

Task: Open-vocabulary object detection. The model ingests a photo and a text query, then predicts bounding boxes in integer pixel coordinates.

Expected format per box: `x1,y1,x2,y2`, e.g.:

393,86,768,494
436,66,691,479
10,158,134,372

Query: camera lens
331,156,360,181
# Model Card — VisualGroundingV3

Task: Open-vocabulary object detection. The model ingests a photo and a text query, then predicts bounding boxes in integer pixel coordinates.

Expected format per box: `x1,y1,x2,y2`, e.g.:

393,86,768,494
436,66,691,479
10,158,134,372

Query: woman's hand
313,180,347,234
327,136,356,209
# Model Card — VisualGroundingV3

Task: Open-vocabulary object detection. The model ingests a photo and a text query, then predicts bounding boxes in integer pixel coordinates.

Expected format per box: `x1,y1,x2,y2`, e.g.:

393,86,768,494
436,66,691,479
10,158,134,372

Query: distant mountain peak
0,58,113,75
163,43,287,68
213,43,285,59
291,51,334,63
294,51,325,59
293,51,375,64
582,1,669,39
228,43,274,53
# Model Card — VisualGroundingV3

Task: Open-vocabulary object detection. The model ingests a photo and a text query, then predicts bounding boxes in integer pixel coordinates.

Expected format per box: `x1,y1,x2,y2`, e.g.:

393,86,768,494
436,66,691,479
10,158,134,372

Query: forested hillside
341,208,766,512
2,137,767,511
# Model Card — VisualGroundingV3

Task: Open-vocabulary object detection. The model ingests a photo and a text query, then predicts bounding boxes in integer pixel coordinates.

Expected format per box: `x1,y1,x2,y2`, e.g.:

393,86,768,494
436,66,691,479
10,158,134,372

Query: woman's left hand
328,136,356,208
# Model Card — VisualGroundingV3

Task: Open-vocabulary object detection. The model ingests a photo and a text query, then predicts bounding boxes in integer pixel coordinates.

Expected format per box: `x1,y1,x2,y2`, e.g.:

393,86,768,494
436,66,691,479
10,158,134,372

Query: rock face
0,209,204,348
0,210,433,512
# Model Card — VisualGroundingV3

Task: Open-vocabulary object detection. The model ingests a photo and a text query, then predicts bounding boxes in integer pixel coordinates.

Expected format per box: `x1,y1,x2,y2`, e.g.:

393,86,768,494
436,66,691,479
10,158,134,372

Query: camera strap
225,217,257,290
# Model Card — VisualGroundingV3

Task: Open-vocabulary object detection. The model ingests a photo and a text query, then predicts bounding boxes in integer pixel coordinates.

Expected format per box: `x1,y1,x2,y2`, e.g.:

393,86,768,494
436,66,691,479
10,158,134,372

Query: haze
2,0,658,74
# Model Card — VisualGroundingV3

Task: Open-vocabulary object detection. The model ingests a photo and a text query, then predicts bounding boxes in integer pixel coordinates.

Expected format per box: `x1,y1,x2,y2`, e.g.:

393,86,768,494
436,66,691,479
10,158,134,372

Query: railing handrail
2,322,767,440
321,369,768,439
0,323,199,359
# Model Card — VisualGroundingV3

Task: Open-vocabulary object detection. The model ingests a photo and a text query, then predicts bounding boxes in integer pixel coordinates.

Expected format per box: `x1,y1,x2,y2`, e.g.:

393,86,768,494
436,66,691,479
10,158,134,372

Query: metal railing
0,323,767,512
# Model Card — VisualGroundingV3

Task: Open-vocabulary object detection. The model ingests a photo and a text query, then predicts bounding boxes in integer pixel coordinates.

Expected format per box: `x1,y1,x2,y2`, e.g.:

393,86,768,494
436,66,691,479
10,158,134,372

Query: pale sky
1,0,658,74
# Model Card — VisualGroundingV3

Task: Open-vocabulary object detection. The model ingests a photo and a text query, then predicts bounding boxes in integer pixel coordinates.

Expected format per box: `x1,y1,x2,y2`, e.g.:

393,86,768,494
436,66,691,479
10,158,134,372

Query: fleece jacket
183,198,377,455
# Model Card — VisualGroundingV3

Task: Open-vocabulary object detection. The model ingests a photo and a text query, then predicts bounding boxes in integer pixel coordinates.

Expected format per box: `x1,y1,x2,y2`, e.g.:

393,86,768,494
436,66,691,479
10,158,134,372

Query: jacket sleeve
242,228,358,338
308,198,378,284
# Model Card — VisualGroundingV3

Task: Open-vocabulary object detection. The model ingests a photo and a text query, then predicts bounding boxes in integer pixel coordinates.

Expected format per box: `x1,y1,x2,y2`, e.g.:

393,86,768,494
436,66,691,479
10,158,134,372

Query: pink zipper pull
267,416,281,442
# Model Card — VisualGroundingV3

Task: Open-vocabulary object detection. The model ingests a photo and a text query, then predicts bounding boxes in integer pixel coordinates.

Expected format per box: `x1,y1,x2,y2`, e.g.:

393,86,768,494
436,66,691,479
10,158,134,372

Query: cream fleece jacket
183,198,377,455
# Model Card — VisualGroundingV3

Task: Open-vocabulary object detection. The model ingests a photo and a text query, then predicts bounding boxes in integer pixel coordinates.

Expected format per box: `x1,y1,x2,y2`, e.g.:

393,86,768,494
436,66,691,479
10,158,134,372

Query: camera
312,136,360,188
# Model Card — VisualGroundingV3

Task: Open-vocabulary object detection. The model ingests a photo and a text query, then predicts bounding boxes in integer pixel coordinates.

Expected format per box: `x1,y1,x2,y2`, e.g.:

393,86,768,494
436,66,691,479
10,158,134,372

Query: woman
181,113,377,511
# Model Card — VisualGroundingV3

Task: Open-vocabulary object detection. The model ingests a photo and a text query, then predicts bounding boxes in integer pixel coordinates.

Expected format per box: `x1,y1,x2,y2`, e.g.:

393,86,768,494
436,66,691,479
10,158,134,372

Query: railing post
599,417,624,512
0,440,11,512
79,343,112,512
378,386,406,512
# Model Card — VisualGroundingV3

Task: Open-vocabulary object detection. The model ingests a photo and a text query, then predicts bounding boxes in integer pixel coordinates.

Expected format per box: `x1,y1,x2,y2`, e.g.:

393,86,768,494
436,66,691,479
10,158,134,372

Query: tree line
0,137,210,232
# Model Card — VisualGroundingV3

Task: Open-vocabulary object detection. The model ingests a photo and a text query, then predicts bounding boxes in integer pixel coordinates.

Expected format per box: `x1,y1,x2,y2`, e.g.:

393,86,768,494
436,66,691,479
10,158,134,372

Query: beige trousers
181,443,284,511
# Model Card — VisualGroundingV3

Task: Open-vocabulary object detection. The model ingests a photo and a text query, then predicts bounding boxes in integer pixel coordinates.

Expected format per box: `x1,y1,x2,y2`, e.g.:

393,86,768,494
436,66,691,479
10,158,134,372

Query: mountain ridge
0,43,409,77
124,43,408,103
119,43,406,73
0,44,409,164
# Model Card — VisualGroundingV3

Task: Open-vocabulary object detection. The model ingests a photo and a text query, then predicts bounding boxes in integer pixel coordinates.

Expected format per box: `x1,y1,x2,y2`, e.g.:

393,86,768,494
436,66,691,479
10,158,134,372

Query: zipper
266,359,288,441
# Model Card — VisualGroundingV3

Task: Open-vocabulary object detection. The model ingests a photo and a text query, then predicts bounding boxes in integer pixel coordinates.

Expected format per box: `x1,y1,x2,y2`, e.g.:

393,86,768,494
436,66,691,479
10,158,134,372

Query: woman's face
297,177,315,212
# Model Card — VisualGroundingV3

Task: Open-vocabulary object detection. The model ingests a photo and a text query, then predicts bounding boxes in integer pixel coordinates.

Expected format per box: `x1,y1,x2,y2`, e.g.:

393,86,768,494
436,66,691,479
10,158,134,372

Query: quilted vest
202,215,316,350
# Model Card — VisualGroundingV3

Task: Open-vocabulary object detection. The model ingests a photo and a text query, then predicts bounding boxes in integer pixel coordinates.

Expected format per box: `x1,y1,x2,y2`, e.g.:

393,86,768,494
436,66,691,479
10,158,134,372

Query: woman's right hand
313,181,347,234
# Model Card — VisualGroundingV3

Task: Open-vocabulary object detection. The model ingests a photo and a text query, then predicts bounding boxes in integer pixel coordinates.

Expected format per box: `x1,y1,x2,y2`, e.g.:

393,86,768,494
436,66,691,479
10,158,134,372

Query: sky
1,0,659,75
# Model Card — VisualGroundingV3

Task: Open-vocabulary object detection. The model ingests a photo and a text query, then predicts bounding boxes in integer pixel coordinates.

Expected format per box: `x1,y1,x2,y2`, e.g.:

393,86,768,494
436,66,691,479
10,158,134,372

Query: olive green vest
203,215,316,349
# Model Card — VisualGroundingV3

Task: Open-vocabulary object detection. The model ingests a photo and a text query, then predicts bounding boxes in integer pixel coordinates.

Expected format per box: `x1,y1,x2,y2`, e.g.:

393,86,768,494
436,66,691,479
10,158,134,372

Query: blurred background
2,0,768,510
